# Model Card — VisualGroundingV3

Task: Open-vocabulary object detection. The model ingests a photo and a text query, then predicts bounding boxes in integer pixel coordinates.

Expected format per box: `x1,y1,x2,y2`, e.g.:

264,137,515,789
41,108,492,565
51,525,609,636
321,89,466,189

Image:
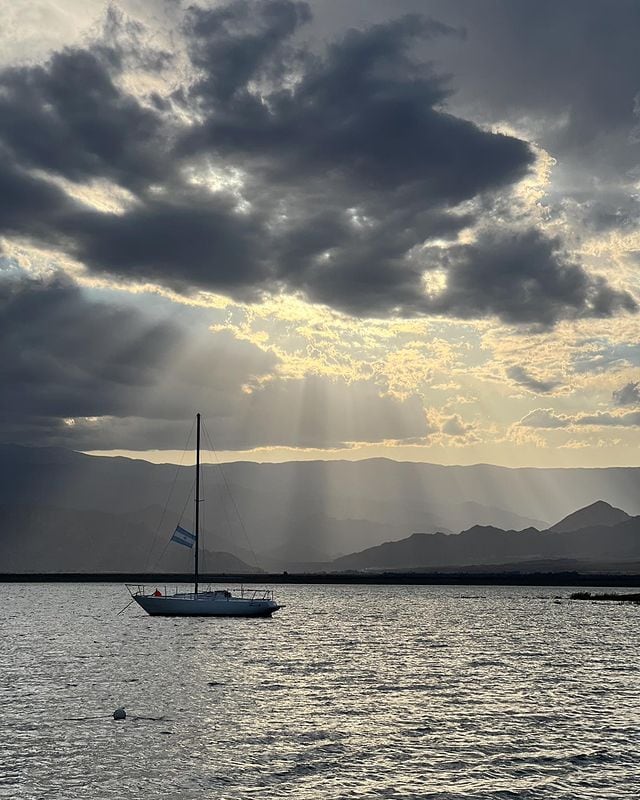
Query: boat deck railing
127,584,169,598
238,586,276,601
126,584,277,602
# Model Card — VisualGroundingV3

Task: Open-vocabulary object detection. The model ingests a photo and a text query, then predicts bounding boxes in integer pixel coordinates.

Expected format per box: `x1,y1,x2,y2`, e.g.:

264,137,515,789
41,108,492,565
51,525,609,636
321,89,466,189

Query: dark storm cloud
367,0,640,246
183,0,312,105
430,229,637,326
506,365,561,395
181,6,525,201
418,0,640,172
0,160,75,240
69,189,270,299
0,47,167,192
280,206,473,316
0,0,633,325
0,271,180,423
613,382,640,407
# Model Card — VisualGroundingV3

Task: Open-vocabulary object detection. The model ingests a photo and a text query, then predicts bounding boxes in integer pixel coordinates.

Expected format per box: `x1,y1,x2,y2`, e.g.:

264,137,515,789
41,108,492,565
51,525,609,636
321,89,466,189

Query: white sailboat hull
133,592,281,617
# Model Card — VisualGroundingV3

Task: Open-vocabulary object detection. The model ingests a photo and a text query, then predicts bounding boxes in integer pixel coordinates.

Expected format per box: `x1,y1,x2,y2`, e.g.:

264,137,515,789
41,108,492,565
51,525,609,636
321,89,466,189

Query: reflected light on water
2,582,640,799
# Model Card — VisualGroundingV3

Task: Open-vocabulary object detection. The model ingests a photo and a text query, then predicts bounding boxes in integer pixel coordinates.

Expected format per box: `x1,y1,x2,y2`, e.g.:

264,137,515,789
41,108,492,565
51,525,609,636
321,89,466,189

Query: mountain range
2,444,640,573
331,501,639,572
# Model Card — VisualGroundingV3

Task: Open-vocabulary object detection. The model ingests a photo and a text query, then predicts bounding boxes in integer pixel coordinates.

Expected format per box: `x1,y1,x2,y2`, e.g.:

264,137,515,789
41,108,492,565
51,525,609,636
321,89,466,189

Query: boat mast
194,412,200,595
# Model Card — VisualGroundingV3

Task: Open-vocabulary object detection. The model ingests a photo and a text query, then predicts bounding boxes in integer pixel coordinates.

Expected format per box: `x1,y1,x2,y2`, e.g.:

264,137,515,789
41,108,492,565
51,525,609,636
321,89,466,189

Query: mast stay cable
151,477,196,572
143,417,195,572
201,419,260,570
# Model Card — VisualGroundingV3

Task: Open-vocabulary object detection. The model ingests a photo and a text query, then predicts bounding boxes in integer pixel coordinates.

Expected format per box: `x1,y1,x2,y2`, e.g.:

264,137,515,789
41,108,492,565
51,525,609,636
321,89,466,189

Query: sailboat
129,413,281,617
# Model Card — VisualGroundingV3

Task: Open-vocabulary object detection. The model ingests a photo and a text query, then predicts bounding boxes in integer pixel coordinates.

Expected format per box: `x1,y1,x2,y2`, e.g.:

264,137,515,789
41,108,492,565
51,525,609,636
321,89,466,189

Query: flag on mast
171,525,196,548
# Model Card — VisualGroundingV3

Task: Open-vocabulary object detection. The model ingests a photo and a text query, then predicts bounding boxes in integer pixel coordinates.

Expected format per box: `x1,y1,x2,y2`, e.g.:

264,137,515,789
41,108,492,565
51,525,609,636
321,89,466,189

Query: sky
1,0,640,467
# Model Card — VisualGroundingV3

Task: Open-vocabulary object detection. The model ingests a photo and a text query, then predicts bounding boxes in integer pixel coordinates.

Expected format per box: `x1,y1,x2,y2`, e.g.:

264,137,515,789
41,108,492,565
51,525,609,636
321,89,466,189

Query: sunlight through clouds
0,0,639,466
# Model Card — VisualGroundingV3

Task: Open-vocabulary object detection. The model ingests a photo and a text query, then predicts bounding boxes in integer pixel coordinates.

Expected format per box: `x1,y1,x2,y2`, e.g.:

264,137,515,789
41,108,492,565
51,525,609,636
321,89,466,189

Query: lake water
2,583,640,799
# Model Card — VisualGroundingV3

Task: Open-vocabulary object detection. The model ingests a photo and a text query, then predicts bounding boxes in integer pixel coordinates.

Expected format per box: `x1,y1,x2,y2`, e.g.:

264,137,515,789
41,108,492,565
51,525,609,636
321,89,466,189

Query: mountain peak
550,500,631,533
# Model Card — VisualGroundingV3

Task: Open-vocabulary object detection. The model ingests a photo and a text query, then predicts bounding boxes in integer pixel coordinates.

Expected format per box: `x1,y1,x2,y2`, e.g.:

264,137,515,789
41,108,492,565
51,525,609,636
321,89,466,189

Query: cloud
70,188,271,300
506,365,561,394
180,7,525,200
0,269,276,447
575,192,640,234
0,1,634,331
429,228,636,326
366,0,640,254
0,45,168,191
518,406,640,429
0,269,429,449
574,411,640,427
2,1,601,326
421,0,640,174
573,341,640,374
219,376,431,449
0,269,180,423
182,0,313,107
0,162,61,243
21,374,431,452
441,414,472,436
613,381,640,407
518,409,571,429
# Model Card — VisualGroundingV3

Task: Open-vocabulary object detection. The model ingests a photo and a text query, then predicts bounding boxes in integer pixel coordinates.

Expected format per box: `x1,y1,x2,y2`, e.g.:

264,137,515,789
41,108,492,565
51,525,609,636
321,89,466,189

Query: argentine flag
171,525,196,548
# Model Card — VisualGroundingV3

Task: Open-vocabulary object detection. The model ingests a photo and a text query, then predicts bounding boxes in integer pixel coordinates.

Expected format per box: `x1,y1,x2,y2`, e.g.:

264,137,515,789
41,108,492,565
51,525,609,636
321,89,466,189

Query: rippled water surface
2,582,640,799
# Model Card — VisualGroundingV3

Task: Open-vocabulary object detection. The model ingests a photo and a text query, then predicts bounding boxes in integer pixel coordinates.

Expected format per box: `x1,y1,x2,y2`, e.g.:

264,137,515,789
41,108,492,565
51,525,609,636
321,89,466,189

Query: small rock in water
113,707,126,720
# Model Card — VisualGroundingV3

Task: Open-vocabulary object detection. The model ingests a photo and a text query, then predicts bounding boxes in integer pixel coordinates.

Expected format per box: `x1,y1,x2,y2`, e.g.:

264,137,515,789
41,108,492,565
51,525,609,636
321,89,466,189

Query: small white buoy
113,707,126,720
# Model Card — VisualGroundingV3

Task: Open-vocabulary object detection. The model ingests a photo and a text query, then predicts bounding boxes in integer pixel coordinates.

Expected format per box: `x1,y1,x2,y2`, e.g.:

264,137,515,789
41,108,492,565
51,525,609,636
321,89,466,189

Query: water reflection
1,583,640,799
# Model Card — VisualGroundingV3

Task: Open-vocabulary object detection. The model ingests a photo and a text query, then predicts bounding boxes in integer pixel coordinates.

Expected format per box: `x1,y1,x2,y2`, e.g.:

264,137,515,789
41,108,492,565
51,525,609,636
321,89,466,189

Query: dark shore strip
570,591,640,602
3,571,640,587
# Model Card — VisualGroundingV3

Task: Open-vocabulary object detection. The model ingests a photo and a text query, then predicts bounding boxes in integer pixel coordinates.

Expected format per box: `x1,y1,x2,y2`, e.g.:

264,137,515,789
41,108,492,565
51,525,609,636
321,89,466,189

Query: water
2,583,640,799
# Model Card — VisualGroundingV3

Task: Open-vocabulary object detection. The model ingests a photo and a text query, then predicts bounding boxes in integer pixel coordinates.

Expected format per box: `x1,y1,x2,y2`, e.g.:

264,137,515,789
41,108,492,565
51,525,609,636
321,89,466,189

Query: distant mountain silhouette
443,501,548,532
331,511,640,572
550,500,631,533
2,444,640,572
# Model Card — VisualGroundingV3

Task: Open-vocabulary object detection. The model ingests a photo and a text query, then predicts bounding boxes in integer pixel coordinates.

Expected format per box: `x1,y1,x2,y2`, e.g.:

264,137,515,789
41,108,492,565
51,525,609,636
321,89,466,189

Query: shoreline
2,571,640,587
571,591,640,601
